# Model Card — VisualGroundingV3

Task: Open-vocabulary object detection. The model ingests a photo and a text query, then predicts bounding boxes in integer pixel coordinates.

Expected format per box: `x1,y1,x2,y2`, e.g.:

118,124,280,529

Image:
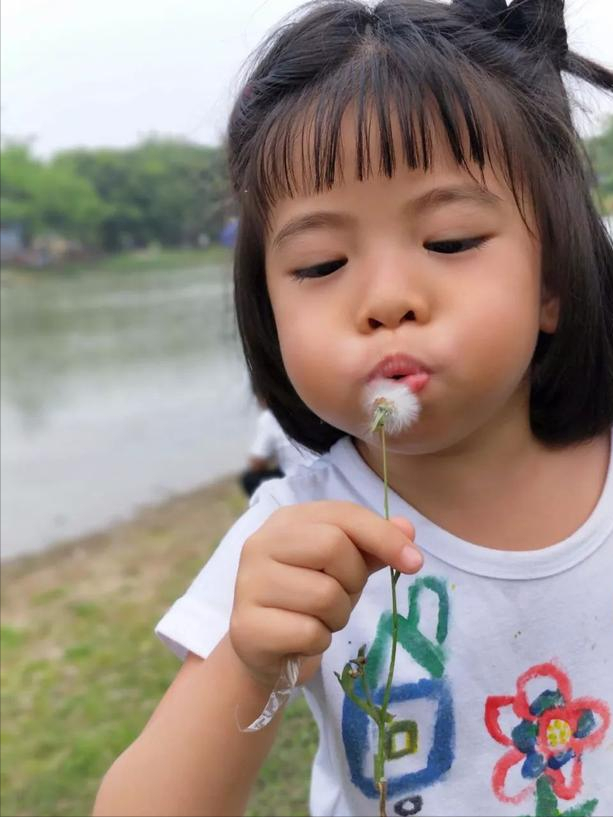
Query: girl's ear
539,290,560,334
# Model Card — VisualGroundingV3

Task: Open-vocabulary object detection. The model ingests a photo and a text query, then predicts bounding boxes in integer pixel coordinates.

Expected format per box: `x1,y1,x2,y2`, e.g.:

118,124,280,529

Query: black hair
227,0,613,453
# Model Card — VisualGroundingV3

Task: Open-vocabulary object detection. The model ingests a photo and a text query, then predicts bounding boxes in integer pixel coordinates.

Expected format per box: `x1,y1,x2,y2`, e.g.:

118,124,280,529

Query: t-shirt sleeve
155,490,281,661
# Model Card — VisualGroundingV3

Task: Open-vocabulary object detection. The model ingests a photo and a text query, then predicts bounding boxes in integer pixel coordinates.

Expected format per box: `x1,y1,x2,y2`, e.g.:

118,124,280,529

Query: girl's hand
229,501,422,688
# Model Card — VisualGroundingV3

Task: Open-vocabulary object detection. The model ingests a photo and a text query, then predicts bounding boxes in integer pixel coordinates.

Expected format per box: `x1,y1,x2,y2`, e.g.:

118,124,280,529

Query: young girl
95,1,613,815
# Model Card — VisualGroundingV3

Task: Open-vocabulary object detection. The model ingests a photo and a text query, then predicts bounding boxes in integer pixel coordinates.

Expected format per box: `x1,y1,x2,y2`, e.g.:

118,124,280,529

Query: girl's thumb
389,516,422,572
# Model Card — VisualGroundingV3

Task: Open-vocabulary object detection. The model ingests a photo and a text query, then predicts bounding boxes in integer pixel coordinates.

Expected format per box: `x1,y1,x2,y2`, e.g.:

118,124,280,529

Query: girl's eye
424,237,487,254
291,258,347,280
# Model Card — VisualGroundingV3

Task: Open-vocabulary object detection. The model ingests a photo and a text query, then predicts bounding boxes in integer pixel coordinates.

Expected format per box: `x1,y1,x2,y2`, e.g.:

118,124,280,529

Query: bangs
231,0,613,450
247,35,532,223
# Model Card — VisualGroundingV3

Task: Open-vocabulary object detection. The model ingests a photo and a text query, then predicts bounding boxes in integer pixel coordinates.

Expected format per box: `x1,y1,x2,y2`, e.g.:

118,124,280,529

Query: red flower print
484,662,610,805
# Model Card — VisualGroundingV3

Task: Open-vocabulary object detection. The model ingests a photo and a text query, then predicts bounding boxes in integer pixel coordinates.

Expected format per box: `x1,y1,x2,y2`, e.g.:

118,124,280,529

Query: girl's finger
231,605,332,668
253,561,353,632
389,516,416,539
269,501,422,576
267,522,369,595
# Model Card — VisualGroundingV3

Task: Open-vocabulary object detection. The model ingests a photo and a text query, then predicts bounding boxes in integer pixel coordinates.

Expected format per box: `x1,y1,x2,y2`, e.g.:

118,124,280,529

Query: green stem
380,427,398,713
373,424,402,817
382,567,399,715
381,425,389,520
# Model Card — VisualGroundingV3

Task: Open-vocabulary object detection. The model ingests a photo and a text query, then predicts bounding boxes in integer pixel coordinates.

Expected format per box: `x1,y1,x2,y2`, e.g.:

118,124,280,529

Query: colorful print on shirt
341,576,454,816
485,662,611,816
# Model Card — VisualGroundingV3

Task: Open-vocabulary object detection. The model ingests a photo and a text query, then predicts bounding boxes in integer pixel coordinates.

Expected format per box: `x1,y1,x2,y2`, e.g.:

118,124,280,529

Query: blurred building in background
0,222,25,264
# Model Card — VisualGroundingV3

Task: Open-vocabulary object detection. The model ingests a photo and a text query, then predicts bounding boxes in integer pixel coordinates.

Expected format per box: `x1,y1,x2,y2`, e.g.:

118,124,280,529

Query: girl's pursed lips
367,352,432,380
367,353,432,395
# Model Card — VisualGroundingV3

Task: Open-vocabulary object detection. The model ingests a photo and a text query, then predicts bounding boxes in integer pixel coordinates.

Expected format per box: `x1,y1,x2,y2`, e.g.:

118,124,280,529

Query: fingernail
400,546,422,572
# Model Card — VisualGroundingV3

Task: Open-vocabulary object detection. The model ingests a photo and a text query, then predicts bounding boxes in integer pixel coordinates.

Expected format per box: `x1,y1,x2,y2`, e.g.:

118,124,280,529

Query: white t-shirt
156,435,613,817
249,409,317,474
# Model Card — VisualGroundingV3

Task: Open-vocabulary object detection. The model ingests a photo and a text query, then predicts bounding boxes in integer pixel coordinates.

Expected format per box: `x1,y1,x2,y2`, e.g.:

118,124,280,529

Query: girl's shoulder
249,436,368,508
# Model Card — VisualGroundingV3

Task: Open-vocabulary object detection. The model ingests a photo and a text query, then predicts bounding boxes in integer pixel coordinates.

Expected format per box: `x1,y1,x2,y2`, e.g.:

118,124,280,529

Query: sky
1,0,612,158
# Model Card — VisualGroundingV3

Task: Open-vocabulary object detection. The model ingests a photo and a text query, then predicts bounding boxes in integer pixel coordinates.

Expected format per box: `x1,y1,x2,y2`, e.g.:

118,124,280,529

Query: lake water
4,217,612,561
0,262,259,561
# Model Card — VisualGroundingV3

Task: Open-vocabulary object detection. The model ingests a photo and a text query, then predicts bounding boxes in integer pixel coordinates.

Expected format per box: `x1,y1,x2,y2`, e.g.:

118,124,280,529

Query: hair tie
453,0,569,69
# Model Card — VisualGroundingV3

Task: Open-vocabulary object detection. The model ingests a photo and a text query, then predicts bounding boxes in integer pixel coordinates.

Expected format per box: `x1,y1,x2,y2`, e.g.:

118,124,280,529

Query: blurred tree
587,115,613,214
1,142,107,245
2,120,610,258
56,138,233,251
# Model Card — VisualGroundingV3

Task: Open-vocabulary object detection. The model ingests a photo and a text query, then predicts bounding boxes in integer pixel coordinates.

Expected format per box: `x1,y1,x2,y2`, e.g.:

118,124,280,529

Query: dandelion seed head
363,379,421,435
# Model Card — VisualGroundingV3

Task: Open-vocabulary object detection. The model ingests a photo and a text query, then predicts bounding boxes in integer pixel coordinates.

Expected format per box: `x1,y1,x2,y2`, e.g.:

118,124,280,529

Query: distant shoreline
1,244,250,564
1,473,245,579
0,243,232,279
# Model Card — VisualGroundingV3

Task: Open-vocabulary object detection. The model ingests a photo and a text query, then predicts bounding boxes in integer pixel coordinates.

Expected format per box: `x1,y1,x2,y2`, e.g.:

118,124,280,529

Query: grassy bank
1,244,233,280
0,478,317,817
87,244,233,274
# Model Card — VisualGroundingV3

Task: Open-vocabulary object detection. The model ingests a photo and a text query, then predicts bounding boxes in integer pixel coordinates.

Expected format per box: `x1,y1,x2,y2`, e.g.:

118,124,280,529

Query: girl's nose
357,268,428,332
366,307,416,331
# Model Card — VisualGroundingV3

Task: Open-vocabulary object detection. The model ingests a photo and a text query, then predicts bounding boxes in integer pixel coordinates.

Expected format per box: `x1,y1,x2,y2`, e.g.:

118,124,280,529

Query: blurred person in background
240,399,317,496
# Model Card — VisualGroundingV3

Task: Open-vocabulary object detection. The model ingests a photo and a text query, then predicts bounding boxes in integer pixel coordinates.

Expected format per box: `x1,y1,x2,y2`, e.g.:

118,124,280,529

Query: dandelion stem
382,567,399,717
338,391,418,817
381,424,389,521
372,423,402,817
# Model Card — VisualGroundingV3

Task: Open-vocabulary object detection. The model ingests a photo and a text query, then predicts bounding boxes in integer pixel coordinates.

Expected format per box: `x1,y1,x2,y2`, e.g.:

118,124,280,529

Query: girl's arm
93,636,282,817
94,500,422,816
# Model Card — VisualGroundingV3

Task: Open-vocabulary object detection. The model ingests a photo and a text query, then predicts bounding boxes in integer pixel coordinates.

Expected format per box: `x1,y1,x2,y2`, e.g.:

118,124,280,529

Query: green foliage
1,137,233,253
55,138,231,251
586,116,613,214
1,142,108,244
4,116,608,259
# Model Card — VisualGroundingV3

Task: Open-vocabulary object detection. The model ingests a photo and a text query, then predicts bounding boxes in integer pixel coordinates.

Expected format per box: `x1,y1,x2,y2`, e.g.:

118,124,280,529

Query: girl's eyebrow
270,184,503,251
413,184,503,214
271,212,354,252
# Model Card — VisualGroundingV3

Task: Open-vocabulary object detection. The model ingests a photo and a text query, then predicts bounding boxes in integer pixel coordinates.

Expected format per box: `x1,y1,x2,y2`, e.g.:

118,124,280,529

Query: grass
1,244,233,279
87,244,233,274
1,477,317,817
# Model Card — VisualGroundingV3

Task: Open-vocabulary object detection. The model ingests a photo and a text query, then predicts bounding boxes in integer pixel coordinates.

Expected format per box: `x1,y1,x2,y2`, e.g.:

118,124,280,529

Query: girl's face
264,120,558,455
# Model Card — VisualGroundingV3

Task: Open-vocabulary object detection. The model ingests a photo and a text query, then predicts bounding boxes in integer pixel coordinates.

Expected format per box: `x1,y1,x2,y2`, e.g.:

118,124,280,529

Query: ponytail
452,0,613,90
